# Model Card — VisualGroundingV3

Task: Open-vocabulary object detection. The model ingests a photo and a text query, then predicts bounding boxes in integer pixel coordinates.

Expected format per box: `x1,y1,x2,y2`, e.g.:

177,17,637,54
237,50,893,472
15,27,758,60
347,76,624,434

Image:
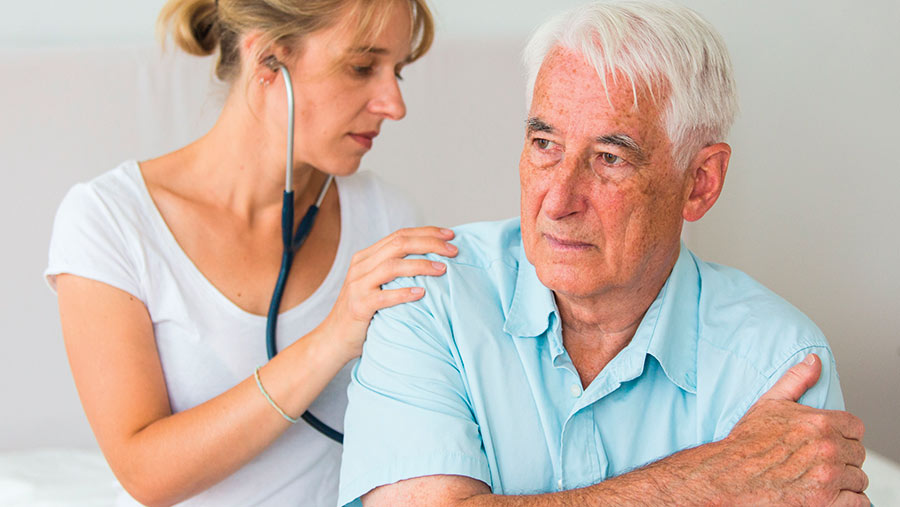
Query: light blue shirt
338,218,843,506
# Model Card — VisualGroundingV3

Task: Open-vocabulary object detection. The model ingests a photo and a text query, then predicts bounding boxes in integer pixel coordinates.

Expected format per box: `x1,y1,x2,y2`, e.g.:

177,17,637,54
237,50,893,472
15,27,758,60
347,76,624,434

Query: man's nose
370,76,407,121
542,153,589,220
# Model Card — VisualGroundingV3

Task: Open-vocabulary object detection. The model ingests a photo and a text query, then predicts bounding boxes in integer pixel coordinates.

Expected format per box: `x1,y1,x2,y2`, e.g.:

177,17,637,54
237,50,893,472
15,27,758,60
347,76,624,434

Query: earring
259,78,268,86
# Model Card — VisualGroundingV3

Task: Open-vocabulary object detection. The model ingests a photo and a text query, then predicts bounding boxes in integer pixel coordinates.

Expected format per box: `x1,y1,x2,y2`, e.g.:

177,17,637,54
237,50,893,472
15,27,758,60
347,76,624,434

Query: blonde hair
157,0,434,83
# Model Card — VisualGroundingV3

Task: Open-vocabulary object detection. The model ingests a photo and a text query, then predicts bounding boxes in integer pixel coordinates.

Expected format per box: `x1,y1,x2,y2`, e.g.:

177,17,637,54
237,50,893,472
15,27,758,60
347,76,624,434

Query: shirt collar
504,237,700,394
642,242,700,393
503,241,557,340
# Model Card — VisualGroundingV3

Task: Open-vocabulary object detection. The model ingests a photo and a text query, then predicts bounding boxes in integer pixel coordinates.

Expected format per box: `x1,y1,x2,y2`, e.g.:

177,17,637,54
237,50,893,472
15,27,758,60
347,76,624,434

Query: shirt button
557,478,563,491
570,384,581,397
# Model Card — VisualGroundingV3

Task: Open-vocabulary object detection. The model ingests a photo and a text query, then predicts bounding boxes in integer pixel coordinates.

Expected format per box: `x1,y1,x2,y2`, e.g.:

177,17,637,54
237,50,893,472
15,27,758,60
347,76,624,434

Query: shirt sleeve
44,182,143,300
713,343,844,440
338,274,491,506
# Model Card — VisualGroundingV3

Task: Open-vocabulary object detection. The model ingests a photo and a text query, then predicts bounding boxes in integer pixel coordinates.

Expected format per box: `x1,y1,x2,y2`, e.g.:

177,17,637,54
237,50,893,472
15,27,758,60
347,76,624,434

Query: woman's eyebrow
350,46,388,55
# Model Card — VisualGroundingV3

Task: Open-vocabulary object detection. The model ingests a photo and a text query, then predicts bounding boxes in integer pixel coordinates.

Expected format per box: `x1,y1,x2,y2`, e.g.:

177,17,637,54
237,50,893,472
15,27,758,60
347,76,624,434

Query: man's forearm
454,438,745,507
456,404,863,506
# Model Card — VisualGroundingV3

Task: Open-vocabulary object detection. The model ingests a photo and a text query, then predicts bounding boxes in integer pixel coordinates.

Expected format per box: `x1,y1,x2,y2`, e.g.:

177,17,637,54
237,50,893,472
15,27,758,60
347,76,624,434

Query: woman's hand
322,226,458,361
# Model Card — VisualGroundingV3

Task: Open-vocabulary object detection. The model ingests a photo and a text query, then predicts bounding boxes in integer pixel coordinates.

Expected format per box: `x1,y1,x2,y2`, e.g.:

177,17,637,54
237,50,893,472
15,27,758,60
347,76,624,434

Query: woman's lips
349,132,378,149
544,233,594,251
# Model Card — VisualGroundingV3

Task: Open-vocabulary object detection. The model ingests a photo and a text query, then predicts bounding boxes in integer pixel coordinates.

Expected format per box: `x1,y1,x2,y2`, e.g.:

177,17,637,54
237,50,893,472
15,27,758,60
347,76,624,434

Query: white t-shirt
45,160,419,506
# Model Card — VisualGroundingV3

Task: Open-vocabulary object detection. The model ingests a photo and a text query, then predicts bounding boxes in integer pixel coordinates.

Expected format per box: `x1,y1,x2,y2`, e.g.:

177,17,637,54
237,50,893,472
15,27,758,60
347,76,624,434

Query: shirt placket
559,377,616,490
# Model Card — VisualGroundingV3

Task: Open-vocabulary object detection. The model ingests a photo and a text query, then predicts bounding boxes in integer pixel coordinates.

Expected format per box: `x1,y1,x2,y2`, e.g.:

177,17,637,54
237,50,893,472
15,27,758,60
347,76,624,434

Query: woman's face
272,1,413,177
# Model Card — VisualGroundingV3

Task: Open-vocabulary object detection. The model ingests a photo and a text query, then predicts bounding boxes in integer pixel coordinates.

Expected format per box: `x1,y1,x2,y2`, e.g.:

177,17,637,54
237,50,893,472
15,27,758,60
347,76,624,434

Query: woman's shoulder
46,160,150,294
60,160,147,217
337,170,405,201
338,170,422,230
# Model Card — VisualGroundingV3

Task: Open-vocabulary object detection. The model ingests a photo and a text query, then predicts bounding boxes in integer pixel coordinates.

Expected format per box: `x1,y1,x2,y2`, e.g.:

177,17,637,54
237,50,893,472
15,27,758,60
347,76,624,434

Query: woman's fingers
346,259,446,317
337,226,457,336
352,227,455,266
351,235,457,281
367,258,448,286
360,286,427,316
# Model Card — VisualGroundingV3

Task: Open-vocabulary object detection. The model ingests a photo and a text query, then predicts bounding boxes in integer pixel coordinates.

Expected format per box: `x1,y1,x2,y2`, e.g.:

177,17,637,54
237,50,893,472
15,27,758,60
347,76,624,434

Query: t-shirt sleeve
44,182,143,300
338,275,491,506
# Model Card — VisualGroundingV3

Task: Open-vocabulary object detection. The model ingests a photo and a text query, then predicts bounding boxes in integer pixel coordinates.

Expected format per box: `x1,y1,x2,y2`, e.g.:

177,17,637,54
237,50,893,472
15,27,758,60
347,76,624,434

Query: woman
44,0,453,505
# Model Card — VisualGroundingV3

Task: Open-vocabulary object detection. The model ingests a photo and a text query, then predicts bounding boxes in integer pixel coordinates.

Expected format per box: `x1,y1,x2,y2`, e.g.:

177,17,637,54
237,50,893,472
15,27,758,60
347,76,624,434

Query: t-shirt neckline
127,159,350,322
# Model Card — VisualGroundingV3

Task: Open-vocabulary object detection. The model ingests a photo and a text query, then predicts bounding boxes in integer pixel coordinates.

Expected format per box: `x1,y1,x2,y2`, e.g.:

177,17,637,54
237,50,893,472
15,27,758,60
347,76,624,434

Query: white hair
523,0,738,170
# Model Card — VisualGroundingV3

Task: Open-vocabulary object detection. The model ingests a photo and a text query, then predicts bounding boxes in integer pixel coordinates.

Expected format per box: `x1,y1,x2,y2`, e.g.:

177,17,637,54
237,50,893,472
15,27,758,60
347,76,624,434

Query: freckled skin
519,46,696,331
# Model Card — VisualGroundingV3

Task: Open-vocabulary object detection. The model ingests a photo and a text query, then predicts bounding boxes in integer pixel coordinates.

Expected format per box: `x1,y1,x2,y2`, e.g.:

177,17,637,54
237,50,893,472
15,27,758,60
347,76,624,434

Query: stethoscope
263,56,343,444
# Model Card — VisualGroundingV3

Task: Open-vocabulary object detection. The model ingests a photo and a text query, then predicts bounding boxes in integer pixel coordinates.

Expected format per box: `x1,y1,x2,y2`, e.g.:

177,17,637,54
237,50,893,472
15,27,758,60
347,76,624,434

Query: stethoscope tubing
264,61,342,444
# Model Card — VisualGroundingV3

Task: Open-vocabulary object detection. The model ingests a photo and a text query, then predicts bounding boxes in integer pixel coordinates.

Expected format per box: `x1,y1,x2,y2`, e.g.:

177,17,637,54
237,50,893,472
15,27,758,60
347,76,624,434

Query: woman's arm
57,226,457,507
58,274,344,507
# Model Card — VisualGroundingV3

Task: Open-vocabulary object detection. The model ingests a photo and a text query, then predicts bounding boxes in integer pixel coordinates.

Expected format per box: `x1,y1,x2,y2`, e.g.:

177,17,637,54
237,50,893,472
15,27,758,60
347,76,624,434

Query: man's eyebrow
526,117,556,134
596,134,647,162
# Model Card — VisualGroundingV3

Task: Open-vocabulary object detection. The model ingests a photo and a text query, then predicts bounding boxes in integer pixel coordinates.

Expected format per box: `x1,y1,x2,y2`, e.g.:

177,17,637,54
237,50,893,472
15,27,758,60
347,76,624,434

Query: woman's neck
159,96,325,225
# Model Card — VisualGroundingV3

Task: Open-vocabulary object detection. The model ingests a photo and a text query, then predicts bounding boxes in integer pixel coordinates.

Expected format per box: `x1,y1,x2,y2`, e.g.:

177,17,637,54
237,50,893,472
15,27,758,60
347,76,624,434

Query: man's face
519,47,691,301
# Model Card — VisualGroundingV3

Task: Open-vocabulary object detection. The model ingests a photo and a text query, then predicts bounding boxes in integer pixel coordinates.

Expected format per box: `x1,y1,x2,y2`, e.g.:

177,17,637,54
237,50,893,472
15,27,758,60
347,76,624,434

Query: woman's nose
370,76,407,121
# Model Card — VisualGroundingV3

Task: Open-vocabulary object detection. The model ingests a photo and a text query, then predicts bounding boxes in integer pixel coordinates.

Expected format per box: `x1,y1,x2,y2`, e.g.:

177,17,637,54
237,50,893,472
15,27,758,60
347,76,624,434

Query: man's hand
713,353,869,505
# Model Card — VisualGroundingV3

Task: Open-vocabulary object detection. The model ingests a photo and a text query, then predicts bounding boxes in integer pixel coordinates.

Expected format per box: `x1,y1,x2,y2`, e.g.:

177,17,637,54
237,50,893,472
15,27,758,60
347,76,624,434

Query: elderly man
338,1,868,505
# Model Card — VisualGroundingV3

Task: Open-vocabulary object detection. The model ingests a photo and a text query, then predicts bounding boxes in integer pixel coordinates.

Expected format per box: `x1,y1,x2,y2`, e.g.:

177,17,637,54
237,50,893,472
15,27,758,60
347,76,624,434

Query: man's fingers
759,353,822,402
833,411,867,443
838,465,869,494
829,489,870,507
838,439,867,469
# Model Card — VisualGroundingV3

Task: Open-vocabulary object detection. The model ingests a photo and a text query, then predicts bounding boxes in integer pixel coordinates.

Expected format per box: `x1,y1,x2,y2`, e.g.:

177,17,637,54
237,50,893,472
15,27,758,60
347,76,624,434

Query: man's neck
556,251,679,387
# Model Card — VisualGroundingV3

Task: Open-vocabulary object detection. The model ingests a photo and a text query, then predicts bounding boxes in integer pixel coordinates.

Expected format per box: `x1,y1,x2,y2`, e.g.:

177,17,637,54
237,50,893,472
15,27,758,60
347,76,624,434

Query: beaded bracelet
254,366,299,424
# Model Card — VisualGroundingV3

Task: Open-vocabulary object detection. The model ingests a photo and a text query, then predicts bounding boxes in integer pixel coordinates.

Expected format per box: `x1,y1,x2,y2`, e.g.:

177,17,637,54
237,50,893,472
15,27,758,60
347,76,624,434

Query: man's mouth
543,233,594,251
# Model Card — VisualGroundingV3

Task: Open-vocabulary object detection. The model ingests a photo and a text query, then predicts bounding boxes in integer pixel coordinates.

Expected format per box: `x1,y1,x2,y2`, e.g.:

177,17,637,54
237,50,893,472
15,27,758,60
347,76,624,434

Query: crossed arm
362,355,868,506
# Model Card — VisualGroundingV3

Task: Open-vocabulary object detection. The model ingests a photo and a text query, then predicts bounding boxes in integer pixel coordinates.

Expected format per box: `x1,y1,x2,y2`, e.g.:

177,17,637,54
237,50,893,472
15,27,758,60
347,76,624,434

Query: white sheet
0,449,117,506
0,447,898,506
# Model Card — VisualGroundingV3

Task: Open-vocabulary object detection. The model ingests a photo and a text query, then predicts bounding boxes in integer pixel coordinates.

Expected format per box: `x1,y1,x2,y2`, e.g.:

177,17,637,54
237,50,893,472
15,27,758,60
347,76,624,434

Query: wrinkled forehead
530,46,668,130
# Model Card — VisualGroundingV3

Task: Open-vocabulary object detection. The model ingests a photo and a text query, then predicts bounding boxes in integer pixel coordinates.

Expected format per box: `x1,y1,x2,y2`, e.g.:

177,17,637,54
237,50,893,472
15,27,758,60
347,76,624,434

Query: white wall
1,0,898,466
0,0,593,48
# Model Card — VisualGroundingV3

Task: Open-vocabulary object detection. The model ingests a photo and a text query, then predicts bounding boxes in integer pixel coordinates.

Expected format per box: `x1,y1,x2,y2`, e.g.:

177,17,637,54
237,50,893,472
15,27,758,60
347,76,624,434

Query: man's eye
600,152,623,165
534,138,554,150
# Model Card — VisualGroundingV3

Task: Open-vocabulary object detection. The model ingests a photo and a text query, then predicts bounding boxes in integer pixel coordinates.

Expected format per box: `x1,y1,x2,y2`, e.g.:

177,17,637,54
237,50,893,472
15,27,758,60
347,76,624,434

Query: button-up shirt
338,218,843,506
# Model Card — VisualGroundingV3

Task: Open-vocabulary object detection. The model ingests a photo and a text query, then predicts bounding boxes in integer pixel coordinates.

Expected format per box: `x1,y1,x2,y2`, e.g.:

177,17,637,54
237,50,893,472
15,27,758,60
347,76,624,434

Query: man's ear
682,143,731,222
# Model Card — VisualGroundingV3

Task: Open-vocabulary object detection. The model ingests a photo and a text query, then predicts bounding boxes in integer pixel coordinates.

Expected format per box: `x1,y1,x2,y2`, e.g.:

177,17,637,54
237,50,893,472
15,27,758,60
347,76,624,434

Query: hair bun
157,0,219,57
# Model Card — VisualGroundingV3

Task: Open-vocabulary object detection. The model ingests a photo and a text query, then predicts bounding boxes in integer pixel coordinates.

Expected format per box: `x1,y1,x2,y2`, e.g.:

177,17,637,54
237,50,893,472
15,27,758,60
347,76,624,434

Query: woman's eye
351,65,374,76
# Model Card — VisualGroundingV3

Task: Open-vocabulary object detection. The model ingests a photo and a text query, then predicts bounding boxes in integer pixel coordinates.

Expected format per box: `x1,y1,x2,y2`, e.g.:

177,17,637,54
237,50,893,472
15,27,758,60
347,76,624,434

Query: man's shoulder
448,217,522,269
692,254,829,373
385,217,522,291
374,218,524,353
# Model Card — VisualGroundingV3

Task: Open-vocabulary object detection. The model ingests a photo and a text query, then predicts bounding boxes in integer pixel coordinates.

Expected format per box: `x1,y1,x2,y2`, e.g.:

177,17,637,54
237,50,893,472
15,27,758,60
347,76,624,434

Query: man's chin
534,262,608,298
